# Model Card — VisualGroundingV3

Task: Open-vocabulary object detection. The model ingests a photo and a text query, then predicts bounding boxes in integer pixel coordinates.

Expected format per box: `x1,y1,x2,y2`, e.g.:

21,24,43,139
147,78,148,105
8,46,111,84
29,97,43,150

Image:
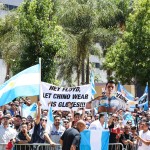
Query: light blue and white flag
0,64,40,106
117,82,135,111
117,82,134,101
48,106,54,124
90,71,96,99
80,130,109,150
138,83,148,111
22,103,37,119
123,112,134,125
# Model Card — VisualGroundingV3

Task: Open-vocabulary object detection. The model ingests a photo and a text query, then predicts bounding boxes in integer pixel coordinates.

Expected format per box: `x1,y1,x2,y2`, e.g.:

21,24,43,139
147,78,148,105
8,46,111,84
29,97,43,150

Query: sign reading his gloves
41,82,92,110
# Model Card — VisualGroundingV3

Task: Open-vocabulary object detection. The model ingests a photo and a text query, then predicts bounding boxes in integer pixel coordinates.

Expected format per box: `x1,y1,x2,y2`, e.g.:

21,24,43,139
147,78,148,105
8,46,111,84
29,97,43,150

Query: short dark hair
106,81,115,87
131,126,136,130
15,115,22,119
74,112,81,117
99,113,104,119
54,115,61,120
42,109,48,112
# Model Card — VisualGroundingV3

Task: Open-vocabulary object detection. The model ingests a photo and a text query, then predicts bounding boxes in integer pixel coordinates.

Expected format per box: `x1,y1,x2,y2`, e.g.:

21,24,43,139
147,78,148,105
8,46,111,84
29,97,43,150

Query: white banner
40,82,92,110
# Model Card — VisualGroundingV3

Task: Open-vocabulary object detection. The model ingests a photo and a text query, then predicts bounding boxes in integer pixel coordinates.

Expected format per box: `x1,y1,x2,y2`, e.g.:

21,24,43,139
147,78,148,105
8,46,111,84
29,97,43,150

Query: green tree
14,0,65,82
0,12,24,77
104,0,150,85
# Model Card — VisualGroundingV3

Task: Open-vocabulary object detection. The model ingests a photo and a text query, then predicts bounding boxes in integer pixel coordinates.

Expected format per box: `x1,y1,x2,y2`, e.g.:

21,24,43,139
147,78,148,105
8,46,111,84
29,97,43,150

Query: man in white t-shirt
89,113,105,130
46,115,65,150
136,121,150,150
0,115,17,149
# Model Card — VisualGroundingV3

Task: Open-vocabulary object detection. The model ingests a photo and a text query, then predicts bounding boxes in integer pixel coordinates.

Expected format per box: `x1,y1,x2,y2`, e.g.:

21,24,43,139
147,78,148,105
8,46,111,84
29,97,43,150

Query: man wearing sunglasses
31,102,55,146
60,120,86,150
63,119,70,130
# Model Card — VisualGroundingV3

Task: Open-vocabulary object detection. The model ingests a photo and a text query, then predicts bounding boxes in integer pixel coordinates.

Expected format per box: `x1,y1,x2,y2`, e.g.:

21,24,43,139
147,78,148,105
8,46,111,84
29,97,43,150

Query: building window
95,63,100,68
4,4,18,10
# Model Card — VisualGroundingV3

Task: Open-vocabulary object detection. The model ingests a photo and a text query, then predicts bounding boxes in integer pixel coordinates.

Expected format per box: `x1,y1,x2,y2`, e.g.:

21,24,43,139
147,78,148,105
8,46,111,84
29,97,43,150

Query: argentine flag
138,83,149,111
0,64,40,106
22,103,37,119
90,71,96,99
117,82,134,101
47,106,54,124
80,130,110,150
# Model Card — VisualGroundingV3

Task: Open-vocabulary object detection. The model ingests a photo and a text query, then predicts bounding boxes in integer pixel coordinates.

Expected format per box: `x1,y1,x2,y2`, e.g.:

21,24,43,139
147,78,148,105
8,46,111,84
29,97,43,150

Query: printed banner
90,92,127,113
41,82,92,110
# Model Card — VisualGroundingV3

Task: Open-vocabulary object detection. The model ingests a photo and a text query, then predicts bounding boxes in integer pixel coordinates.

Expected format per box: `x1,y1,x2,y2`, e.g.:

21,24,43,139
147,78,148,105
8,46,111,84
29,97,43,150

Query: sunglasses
64,121,69,123
42,119,47,122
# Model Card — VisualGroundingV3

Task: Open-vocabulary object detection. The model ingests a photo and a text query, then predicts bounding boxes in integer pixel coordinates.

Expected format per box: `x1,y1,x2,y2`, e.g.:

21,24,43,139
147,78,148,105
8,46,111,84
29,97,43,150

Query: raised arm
35,101,41,125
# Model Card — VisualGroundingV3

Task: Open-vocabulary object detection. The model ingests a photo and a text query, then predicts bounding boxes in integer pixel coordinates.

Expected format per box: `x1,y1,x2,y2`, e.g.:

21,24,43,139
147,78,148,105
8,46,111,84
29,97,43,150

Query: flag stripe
90,130,102,150
80,130,91,150
0,73,39,96
80,130,110,150
101,131,110,150
0,85,39,106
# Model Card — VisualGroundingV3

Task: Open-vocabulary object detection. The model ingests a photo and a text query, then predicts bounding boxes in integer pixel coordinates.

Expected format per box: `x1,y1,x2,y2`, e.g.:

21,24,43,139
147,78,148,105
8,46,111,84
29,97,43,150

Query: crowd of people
0,81,150,150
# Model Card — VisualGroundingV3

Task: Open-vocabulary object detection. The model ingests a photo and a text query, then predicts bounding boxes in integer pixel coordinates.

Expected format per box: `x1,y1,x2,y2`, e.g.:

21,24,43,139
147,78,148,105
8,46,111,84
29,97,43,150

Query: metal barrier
0,143,7,150
109,143,126,150
14,143,62,150
125,143,138,150
0,143,61,150
1,142,137,150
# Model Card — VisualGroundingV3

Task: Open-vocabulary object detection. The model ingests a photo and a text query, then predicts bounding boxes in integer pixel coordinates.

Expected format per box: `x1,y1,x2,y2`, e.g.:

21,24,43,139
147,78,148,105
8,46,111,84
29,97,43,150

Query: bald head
76,120,86,132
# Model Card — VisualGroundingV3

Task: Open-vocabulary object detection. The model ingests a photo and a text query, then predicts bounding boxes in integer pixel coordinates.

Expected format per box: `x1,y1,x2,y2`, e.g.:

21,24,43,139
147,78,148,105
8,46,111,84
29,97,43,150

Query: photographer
15,123,31,150
135,121,150,150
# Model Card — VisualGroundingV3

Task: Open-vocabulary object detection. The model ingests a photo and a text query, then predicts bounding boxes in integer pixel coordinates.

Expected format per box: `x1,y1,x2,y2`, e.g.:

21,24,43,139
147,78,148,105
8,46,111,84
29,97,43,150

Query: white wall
0,0,23,6
0,59,7,85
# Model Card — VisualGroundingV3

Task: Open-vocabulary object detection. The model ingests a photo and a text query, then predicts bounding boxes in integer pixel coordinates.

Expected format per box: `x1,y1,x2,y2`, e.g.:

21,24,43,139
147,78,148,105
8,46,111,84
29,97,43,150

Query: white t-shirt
89,120,104,130
138,130,150,150
46,124,65,144
0,125,17,149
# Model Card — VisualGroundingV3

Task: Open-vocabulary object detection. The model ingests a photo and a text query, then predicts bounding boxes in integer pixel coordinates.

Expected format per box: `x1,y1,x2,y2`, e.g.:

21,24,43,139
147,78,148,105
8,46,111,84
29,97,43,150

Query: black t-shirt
16,131,31,141
109,122,117,143
31,123,45,143
61,127,80,150
15,131,31,150
119,133,133,150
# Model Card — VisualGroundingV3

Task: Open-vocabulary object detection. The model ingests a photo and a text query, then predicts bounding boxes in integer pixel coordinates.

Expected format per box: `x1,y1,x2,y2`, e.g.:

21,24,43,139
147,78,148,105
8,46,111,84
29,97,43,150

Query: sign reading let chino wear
40,82,92,110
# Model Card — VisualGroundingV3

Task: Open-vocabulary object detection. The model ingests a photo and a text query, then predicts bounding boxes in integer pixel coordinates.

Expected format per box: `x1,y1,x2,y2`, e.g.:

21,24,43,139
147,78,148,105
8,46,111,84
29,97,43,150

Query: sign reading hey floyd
41,82,92,110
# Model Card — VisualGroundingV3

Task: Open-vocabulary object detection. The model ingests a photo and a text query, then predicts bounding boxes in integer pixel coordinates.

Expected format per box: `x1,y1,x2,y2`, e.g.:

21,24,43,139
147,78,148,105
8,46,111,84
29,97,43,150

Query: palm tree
56,0,120,85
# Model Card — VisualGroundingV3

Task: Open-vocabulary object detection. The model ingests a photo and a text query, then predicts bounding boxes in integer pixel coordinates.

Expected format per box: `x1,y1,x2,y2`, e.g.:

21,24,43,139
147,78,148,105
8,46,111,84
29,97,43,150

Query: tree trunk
5,63,10,81
77,65,80,86
86,55,89,84
81,54,85,85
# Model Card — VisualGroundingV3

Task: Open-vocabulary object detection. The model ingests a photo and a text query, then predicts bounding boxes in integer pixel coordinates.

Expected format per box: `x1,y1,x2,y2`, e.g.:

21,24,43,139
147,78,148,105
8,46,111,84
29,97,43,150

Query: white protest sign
40,82,92,110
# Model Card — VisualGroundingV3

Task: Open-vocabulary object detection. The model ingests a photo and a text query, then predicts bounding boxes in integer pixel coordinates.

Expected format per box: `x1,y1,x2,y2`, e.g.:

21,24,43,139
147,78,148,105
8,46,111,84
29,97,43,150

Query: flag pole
39,58,41,101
